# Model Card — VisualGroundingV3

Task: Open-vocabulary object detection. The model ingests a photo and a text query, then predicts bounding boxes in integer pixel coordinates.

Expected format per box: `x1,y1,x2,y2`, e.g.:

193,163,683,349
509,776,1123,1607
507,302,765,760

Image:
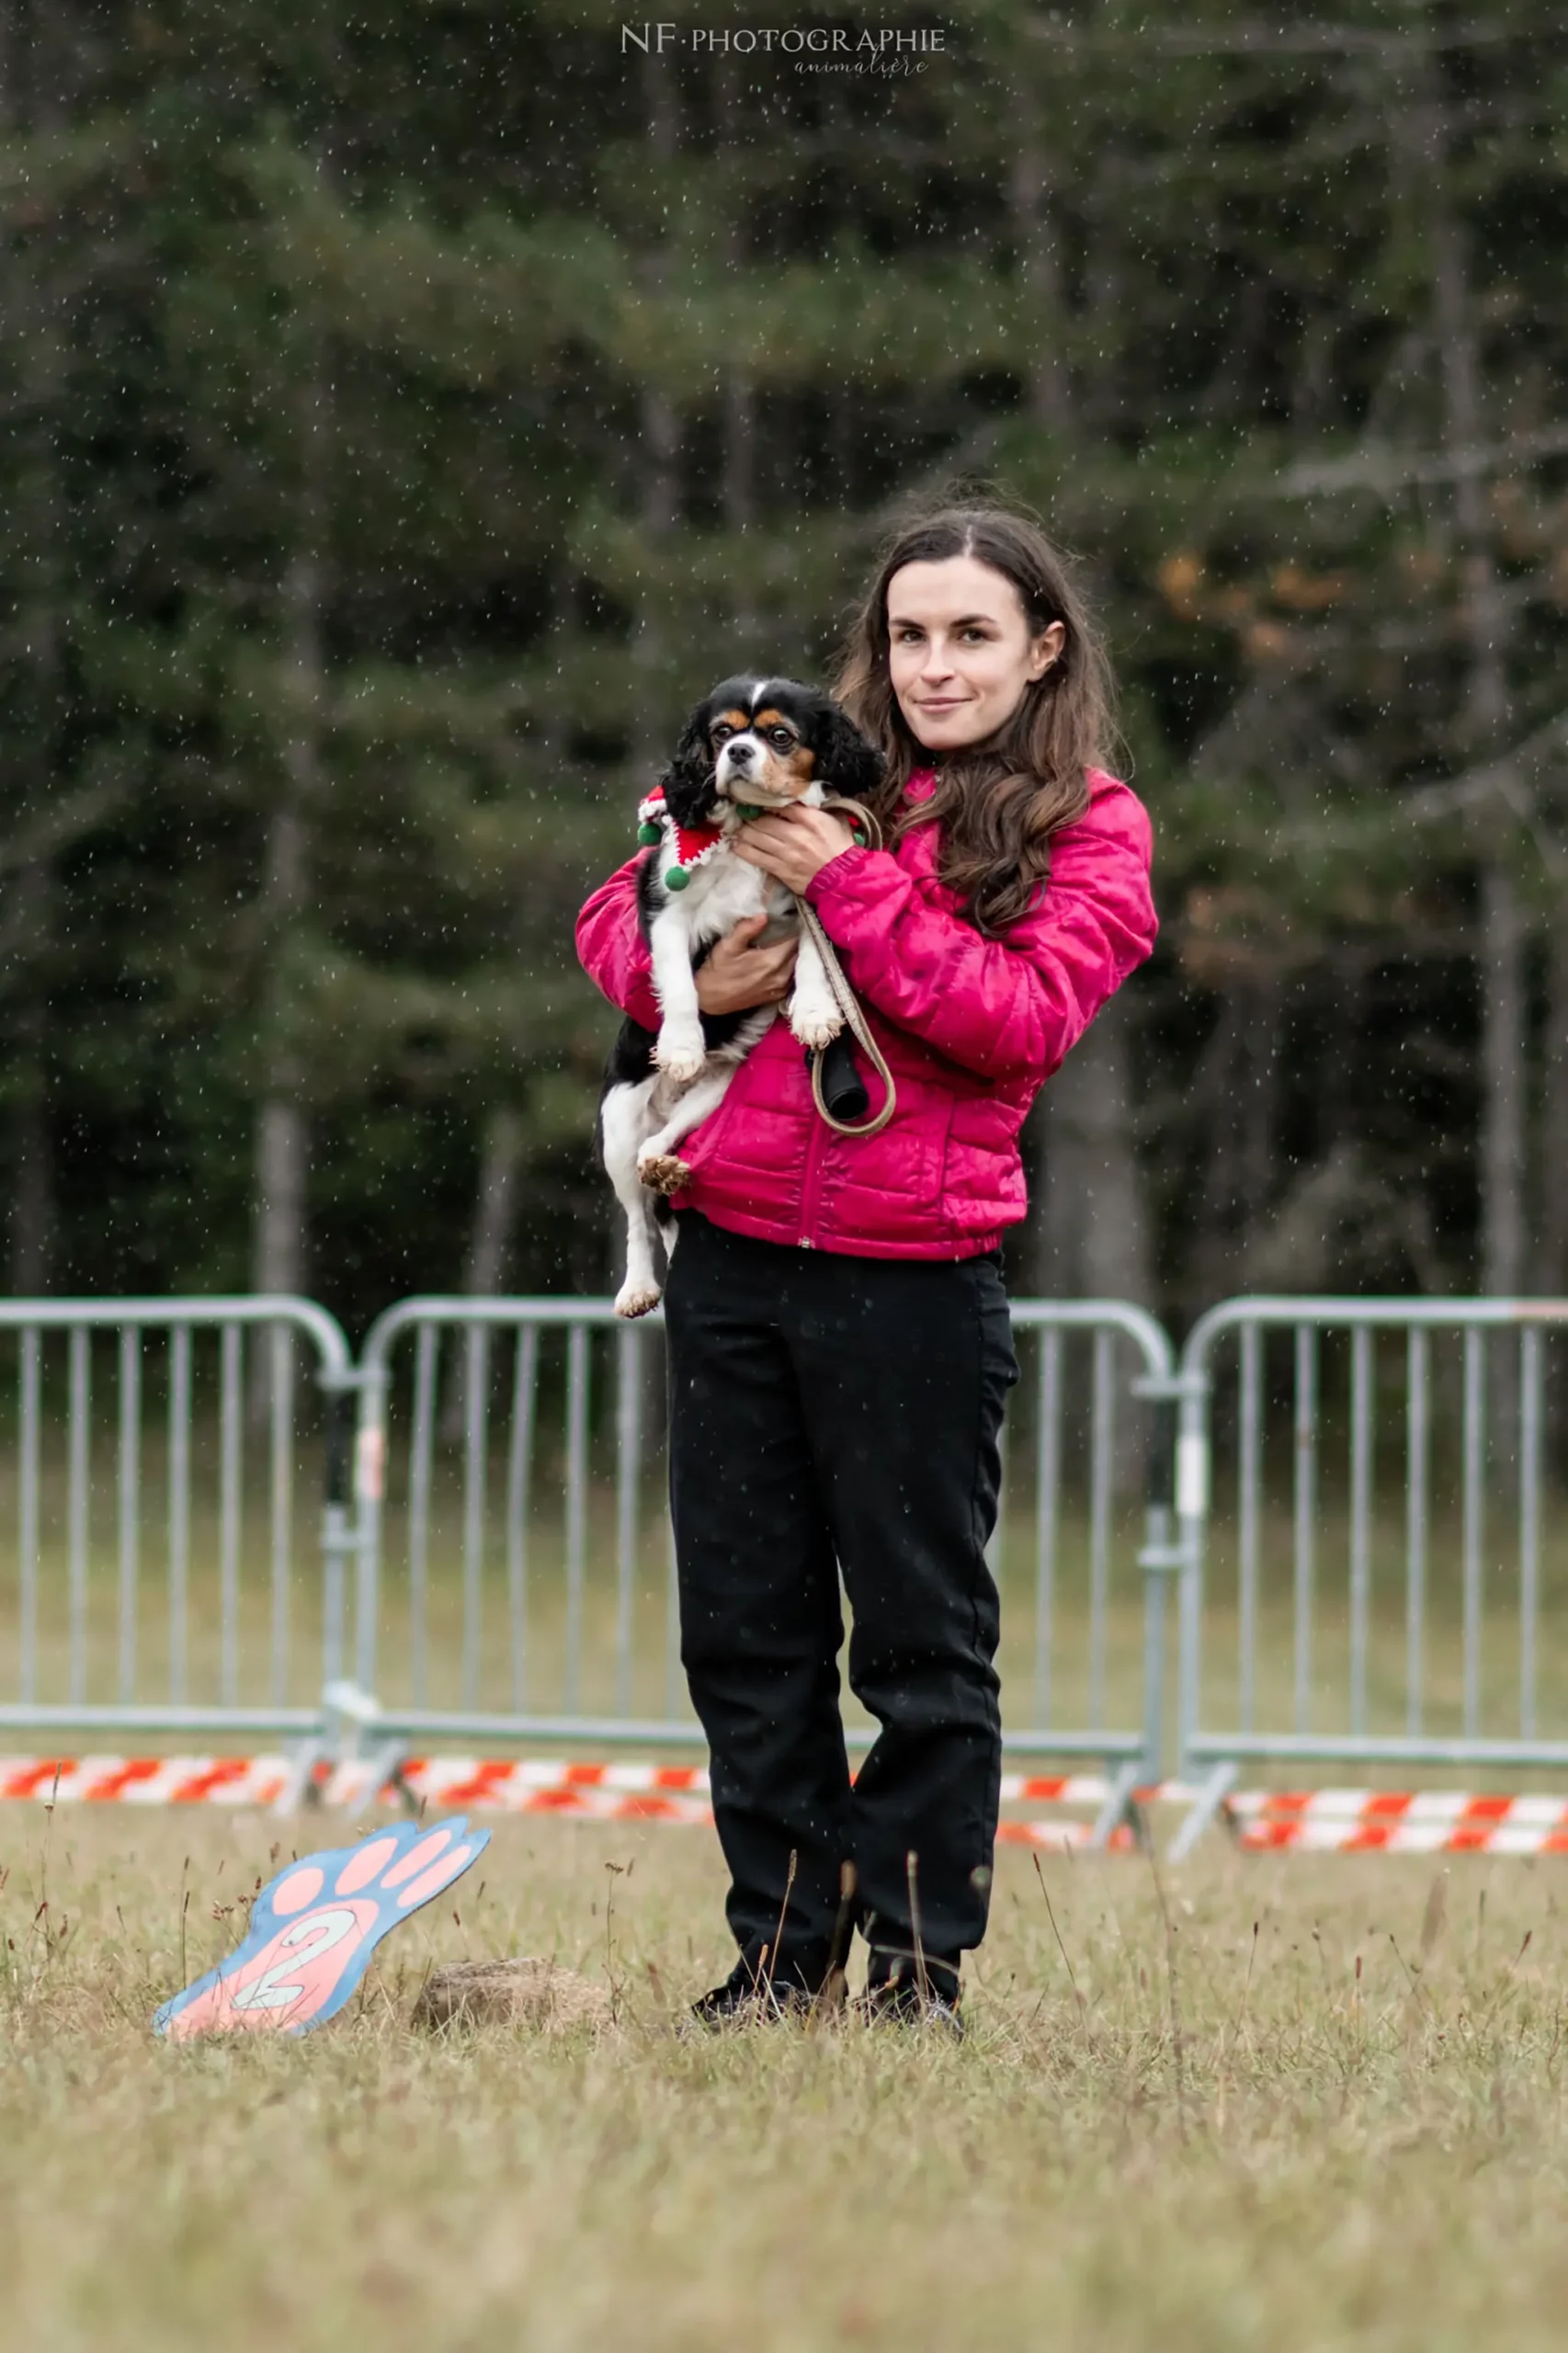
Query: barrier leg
1167,1759,1238,1864
1088,1758,1142,1851
273,1735,325,1817
346,1738,414,1822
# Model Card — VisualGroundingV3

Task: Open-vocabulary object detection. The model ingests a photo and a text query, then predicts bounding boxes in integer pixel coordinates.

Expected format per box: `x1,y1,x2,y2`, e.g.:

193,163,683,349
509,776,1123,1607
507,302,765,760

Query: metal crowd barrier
13,1288,1566,1856
350,1297,1183,1825
0,1299,358,1740
1170,1298,1568,1858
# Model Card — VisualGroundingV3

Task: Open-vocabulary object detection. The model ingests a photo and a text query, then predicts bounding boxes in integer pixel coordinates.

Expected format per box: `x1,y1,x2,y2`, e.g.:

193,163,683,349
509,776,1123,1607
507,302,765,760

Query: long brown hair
832,502,1116,934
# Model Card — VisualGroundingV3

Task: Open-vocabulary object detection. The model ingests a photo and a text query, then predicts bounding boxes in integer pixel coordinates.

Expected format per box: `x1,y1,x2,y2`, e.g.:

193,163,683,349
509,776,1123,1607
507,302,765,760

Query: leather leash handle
796,798,898,1140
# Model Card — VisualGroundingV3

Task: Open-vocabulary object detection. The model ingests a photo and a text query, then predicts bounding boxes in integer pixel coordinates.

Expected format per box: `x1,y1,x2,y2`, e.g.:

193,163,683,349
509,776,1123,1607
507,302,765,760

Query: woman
575,503,1157,2029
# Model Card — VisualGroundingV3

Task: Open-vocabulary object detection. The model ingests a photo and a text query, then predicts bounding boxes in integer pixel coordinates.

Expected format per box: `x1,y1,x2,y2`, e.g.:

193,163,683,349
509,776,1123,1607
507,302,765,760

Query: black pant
664,1211,1017,1991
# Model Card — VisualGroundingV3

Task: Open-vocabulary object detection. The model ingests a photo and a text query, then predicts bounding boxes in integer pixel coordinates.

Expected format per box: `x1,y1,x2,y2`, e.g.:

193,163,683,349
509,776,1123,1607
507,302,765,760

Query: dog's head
659,676,883,828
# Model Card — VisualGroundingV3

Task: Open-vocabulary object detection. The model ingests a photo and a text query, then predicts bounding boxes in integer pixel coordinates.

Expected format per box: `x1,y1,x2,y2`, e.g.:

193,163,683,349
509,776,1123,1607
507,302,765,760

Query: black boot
858,1946,964,2037
688,1949,824,2029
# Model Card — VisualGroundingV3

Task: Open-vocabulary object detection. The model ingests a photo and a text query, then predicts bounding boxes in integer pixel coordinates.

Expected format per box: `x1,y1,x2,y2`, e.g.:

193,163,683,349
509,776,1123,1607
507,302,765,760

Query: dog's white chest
675,851,781,947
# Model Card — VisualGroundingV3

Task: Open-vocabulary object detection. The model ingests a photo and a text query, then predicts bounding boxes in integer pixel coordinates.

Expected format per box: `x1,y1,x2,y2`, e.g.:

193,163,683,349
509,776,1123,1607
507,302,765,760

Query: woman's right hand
695,914,798,1014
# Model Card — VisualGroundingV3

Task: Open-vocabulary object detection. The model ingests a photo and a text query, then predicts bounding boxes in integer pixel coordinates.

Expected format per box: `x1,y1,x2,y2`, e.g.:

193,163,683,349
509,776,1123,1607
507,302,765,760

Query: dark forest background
1,0,1565,1335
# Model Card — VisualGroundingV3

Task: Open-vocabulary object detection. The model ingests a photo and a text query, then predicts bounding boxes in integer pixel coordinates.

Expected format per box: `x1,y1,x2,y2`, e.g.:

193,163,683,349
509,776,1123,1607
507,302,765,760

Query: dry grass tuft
411,1955,614,2036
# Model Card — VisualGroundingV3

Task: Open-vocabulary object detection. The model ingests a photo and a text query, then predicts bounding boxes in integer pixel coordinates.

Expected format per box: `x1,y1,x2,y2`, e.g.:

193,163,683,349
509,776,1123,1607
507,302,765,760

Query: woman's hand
730,804,857,894
694,914,799,1014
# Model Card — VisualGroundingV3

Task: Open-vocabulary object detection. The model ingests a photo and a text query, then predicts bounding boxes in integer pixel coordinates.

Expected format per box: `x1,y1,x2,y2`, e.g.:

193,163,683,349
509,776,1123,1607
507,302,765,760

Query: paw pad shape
154,1815,489,2041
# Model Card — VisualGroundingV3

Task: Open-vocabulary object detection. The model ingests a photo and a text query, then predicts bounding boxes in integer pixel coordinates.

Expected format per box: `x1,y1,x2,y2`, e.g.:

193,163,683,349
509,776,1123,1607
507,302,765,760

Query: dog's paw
789,1006,845,1051
615,1279,664,1319
653,1034,705,1085
637,1151,692,1196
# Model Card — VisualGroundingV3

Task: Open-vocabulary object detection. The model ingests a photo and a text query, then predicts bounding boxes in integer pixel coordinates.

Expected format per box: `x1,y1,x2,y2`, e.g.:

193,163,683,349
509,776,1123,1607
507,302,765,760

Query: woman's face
886,554,1065,755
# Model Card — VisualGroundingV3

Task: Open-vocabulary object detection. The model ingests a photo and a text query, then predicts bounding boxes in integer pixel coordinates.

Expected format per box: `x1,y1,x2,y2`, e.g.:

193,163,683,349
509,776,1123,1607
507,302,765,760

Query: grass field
4,1806,1568,2351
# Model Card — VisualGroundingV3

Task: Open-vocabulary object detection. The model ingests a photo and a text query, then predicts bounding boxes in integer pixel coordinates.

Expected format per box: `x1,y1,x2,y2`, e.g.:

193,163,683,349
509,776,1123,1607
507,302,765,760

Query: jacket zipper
797,1071,829,1246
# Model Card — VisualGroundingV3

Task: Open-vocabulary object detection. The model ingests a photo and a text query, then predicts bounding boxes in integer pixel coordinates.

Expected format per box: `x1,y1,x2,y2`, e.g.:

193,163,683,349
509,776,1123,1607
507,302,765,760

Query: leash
796,797,897,1139
651,782,899,1139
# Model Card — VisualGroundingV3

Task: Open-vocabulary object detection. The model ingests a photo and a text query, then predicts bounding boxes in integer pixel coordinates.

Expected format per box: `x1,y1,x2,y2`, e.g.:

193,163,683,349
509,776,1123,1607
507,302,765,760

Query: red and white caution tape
11,1756,1564,1855
399,1756,713,1808
0,1756,1142,1810
0,1755,1160,1842
0,1756,293,1806
0,1755,718,1816
392,1763,1131,1808
1228,1789,1568,1856
997,1818,1139,1853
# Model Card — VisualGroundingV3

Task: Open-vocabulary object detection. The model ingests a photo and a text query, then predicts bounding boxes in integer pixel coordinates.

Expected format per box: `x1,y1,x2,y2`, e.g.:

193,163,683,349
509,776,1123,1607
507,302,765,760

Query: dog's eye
767,728,794,748
710,724,733,745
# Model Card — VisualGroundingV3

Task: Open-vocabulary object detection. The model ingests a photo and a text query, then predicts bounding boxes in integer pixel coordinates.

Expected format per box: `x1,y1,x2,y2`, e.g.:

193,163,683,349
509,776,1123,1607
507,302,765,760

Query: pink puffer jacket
575,766,1157,1259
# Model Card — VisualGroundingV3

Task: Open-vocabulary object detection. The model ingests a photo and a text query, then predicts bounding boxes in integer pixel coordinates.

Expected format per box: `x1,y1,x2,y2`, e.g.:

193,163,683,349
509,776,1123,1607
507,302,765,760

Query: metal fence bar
1405,1325,1428,1737
321,1372,349,1693
506,1326,539,1714
1462,1326,1485,1740
1186,1730,1568,1769
167,1324,191,1705
1237,1320,1261,1733
407,1324,437,1710
460,1324,490,1711
563,1323,590,1714
1348,1324,1373,1737
118,1327,141,1705
67,1325,90,1708
1176,1363,1207,1768
1292,1324,1316,1734
268,1323,293,1710
1087,1329,1114,1731
1032,1328,1062,1728
18,1326,40,1706
219,1324,243,1709
1519,1327,1541,1740
614,1324,642,1719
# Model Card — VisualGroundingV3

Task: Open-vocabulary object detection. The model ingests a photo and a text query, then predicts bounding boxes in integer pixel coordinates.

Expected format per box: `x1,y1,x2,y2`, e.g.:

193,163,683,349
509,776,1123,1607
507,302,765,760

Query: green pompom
734,801,763,821
637,820,661,847
665,865,690,891
851,822,868,843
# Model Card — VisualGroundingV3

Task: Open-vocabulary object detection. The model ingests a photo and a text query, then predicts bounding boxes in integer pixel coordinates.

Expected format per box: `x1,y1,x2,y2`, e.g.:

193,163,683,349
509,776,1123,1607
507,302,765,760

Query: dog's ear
658,704,719,828
818,706,885,804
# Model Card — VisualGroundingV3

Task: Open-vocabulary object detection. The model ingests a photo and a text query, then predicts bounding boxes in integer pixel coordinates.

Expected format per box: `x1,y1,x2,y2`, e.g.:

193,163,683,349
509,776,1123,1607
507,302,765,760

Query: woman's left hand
730,804,858,893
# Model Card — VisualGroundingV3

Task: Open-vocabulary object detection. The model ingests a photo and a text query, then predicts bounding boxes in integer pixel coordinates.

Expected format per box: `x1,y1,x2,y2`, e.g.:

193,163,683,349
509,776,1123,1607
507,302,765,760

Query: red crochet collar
637,784,725,877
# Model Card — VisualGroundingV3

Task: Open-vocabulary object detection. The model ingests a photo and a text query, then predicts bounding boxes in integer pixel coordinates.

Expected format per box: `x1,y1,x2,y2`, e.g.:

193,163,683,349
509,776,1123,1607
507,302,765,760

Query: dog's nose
726,740,753,765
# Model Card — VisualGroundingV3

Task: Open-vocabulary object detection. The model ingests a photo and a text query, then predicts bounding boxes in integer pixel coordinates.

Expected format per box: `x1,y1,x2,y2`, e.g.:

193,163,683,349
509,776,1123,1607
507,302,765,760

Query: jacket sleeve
575,855,662,1031
802,779,1157,1083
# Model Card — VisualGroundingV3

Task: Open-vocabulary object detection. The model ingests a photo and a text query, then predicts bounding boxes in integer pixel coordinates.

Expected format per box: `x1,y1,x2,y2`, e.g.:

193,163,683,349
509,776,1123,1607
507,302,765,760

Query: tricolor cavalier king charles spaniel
600,676,882,1318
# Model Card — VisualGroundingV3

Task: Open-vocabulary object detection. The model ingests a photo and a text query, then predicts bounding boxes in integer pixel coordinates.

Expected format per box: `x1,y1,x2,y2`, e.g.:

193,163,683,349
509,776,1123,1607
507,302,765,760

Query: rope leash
796,797,897,1139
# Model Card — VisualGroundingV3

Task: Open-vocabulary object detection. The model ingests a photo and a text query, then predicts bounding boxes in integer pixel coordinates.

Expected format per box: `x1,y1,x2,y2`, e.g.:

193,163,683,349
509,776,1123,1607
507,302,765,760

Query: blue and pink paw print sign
154,1816,488,2041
